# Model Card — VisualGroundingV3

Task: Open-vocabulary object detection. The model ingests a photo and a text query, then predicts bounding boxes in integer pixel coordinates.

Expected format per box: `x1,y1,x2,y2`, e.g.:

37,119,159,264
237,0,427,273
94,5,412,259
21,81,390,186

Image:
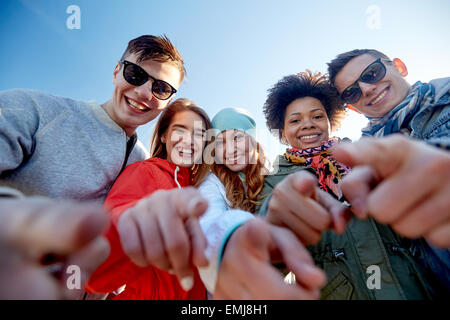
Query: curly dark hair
263,70,346,141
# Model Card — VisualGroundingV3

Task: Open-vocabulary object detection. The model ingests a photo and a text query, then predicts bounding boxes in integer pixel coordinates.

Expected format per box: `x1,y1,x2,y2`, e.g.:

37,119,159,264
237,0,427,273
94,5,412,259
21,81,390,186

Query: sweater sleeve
86,162,159,293
0,90,40,194
197,174,254,293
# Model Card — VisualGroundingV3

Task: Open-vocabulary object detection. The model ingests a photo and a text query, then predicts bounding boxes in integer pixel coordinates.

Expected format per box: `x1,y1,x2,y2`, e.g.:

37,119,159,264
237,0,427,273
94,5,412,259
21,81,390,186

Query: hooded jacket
86,157,206,300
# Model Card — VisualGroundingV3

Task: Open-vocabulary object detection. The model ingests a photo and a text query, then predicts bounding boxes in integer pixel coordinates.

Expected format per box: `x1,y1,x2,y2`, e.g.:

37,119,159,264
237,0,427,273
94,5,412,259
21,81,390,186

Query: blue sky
1,0,449,161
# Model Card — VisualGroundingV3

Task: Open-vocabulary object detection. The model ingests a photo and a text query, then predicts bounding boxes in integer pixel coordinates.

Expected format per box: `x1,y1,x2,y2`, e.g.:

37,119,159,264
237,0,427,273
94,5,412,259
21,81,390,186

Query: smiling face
281,97,331,149
215,130,253,172
334,54,410,118
105,52,182,136
162,110,206,168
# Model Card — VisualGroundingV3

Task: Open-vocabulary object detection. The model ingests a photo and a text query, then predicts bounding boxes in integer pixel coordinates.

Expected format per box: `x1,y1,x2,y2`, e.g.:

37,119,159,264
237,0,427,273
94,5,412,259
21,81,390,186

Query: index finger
0,198,108,258
331,135,410,178
339,165,379,219
315,189,352,234
172,187,209,220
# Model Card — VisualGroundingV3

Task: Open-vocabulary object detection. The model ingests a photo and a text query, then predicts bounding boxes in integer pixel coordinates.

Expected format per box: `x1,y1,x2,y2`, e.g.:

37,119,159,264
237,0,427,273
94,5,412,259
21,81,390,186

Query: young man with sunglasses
329,49,449,141
0,34,186,298
327,49,450,296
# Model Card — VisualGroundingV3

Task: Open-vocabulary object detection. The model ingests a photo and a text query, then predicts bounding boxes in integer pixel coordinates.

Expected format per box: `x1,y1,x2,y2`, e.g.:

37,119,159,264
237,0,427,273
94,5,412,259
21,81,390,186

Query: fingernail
180,276,194,291
188,198,201,212
352,198,367,218
167,269,174,275
302,264,326,286
188,198,207,216
301,264,320,275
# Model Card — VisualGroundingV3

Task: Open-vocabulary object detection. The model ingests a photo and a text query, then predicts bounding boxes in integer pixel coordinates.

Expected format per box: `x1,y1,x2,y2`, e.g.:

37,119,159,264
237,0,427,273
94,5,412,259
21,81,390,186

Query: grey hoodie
0,89,148,202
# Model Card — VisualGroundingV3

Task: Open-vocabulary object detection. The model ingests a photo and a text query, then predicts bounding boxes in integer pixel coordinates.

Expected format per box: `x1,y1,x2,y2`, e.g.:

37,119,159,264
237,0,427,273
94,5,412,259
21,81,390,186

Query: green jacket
257,155,438,300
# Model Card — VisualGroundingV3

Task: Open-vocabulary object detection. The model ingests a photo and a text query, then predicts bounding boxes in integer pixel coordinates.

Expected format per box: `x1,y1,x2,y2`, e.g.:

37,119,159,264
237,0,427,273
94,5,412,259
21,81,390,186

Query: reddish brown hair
150,98,212,187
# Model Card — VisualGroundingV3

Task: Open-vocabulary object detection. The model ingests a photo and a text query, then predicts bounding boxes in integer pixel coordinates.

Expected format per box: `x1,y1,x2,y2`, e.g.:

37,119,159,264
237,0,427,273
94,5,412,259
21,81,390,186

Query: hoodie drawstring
333,249,365,299
174,166,182,189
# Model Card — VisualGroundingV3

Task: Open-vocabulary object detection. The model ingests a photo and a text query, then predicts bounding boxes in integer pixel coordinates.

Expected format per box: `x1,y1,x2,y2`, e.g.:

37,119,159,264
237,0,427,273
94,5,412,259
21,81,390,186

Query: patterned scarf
283,138,351,199
362,81,435,137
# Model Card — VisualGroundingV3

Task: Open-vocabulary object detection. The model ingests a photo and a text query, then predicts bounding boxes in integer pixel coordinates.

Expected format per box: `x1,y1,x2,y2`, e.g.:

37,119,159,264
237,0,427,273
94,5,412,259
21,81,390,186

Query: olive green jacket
257,155,439,300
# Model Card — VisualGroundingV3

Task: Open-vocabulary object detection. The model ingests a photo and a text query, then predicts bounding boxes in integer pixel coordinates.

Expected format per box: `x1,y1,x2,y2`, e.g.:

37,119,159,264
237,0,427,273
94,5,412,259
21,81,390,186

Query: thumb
186,197,209,219
291,171,318,200
240,219,271,262
173,188,208,219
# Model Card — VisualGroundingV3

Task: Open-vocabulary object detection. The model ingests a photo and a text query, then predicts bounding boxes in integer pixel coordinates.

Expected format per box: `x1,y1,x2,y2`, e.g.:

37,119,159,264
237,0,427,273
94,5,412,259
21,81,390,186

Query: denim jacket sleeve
410,78,450,149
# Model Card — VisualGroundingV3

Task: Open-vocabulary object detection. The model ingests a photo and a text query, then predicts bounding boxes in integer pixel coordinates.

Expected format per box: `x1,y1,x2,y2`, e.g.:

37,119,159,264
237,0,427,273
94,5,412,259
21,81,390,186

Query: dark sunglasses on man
340,58,388,104
120,60,177,100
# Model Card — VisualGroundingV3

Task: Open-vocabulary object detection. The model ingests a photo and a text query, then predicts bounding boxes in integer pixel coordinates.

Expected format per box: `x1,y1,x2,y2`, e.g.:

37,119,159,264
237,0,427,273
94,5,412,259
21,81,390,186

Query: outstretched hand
0,197,109,299
117,187,209,291
214,218,326,299
266,170,351,244
332,134,450,248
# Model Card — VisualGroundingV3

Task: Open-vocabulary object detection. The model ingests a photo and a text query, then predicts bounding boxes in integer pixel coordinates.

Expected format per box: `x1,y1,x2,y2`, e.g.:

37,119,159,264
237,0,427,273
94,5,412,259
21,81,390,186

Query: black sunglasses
120,60,177,101
340,58,387,104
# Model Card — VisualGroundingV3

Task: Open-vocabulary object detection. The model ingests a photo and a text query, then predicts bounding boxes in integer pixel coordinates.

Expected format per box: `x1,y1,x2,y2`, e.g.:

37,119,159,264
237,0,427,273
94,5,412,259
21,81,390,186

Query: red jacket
86,158,206,300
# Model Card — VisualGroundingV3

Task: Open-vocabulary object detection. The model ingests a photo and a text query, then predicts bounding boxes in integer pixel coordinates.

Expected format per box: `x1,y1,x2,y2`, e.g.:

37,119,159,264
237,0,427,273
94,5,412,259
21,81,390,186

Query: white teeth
370,88,387,105
300,134,319,140
178,148,193,155
126,98,148,111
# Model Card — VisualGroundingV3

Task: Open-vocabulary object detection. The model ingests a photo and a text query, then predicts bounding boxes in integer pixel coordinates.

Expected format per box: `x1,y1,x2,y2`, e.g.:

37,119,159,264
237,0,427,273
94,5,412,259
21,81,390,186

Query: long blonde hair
149,98,212,187
211,135,267,213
